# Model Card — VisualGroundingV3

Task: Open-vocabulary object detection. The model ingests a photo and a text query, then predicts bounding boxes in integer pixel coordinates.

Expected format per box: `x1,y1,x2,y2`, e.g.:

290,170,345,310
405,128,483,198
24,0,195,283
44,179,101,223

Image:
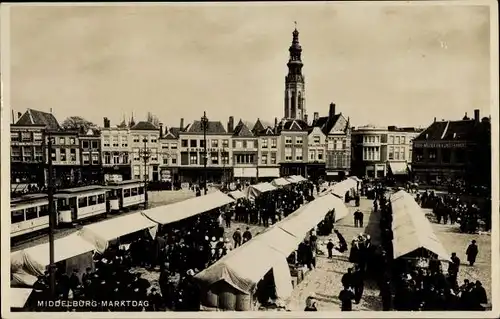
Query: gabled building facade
101,118,131,182
276,118,309,176
306,124,327,181
159,123,181,184
254,119,281,179
79,127,102,184
231,119,258,182
130,121,160,181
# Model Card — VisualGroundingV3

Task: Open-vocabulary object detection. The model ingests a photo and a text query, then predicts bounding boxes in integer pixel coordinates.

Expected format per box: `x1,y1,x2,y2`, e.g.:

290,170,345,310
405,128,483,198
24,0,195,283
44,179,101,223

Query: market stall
228,190,245,200
78,212,158,253
271,177,291,188
11,233,96,286
143,191,234,225
244,182,276,201
10,288,33,310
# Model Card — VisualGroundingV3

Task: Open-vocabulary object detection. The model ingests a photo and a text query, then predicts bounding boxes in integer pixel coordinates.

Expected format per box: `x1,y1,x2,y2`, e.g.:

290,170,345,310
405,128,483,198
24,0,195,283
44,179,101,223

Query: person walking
466,240,478,266
327,239,334,259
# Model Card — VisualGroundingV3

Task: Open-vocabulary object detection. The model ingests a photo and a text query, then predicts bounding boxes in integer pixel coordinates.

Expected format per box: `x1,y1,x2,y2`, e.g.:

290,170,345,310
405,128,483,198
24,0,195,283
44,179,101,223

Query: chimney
329,103,336,119
180,118,184,130
274,117,278,128
159,122,164,139
314,112,319,121
228,116,234,133
474,109,480,122
304,114,308,125
103,117,110,128
434,117,436,123
50,108,53,114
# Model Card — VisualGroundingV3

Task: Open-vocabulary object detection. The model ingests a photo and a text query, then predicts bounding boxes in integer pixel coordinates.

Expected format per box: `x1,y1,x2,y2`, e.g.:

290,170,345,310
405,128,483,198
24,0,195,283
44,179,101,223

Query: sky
7,2,493,129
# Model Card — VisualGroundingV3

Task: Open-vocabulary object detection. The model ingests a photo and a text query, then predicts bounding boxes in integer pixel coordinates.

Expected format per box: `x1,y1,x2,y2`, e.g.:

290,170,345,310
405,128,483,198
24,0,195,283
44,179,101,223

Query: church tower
284,24,306,121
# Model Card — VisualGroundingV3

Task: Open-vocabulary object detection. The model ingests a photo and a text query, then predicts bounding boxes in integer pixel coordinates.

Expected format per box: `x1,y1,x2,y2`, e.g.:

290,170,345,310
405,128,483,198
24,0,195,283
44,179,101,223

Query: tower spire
284,23,306,121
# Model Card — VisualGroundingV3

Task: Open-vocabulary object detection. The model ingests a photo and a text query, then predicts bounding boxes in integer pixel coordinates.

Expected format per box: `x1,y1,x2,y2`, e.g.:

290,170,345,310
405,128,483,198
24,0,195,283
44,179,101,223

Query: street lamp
43,129,56,298
141,138,151,208
201,111,209,195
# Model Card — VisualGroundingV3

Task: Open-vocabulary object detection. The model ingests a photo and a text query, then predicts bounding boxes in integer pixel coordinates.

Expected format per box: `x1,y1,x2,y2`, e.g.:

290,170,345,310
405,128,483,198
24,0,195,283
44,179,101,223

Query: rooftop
15,108,60,130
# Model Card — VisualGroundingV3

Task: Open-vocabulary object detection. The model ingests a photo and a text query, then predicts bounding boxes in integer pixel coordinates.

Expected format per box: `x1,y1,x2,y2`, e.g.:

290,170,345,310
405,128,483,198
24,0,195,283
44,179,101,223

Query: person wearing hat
147,287,164,311
243,227,252,243
304,295,318,311
69,269,81,293
339,284,355,311
327,239,335,259
466,240,478,266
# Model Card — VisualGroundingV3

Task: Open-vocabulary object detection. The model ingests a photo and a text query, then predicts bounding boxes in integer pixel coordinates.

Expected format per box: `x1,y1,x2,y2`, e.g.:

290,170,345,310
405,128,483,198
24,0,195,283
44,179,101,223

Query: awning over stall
78,212,158,253
10,288,33,309
143,191,234,225
390,191,451,261
11,233,95,278
330,178,357,198
244,182,276,200
388,162,409,175
228,190,245,200
272,177,291,187
294,175,307,182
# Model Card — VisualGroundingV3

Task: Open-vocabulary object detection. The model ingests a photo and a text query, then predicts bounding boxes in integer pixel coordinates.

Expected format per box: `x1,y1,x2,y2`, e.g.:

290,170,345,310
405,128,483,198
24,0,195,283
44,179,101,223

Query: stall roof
294,175,307,182
272,177,291,187
79,212,156,243
250,182,276,193
10,288,33,308
388,162,409,175
17,233,95,267
349,176,362,183
330,178,357,198
143,191,234,225
228,190,245,200
390,191,451,261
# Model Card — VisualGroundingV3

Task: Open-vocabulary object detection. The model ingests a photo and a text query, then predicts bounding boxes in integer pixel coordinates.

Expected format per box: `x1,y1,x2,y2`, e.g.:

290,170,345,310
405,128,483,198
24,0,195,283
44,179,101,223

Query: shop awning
228,190,245,199
78,212,157,253
10,288,33,308
390,191,451,261
233,167,257,178
272,177,291,187
388,162,409,175
143,191,234,225
257,167,280,178
11,233,95,275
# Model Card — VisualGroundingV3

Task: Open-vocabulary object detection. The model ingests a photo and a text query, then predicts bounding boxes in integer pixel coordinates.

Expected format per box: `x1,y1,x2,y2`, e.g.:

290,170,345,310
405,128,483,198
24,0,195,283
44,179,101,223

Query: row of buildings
9,26,491,190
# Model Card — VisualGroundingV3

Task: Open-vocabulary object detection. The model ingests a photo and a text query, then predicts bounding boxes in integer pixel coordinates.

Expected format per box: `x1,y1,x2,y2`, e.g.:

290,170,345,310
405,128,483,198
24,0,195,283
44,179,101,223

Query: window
415,148,423,162
60,149,67,162
190,140,197,148
112,136,119,147
389,136,394,144
200,140,206,148
92,141,99,149
211,153,219,165
221,152,229,165
296,137,303,145
103,138,110,147
442,149,451,163
21,132,31,141
337,140,342,150
82,141,90,149
124,189,131,197
70,149,77,161
59,137,65,145
25,207,38,220
401,149,406,160
342,140,346,150
92,153,99,165
310,150,316,161
388,147,394,160
50,149,56,160
12,210,24,223
171,155,177,164
88,196,97,206
138,187,144,195
83,153,90,165
162,144,169,150
261,154,268,164
131,187,138,196
285,137,292,144
104,152,111,164
123,153,129,164
133,149,140,161
69,137,76,145
285,147,292,161
211,140,218,148
271,138,277,148
11,132,19,142
221,139,228,148
428,149,437,161
328,140,334,149
236,141,242,149
39,204,49,217
170,143,177,149
190,154,198,164
34,147,43,161
262,138,268,148
243,141,247,148
254,140,258,148
401,136,406,144
97,194,105,204
151,148,158,161
181,139,188,147
121,136,128,148
163,157,169,165
396,136,400,144
133,135,140,143
34,132,43,142
318,150,324,160
151,137,157,143
142,136,148,143
313,135,320,144
22,147,33,162
271,153,277,164
78,197,88,208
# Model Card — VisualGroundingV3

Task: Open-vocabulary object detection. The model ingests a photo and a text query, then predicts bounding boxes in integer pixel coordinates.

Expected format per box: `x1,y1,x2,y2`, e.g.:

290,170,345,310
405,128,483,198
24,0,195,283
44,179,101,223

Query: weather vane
294,21,297,29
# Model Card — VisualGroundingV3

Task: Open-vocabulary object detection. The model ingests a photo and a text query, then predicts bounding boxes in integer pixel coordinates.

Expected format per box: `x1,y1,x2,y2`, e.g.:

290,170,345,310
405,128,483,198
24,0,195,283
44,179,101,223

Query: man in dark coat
466,240,479,266
326,239,335,258
146,288,164,311
339,285,355,311
242,227,252,243
232,228,242,247
471,281,488,310
69,269,81,293
341,268,355,289
352,266,365,304
448,252,460,286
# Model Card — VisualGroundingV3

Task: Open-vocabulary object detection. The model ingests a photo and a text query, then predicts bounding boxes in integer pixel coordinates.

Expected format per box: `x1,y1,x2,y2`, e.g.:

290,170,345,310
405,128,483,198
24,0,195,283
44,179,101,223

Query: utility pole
142,138,150,209
46,130,56,297
201,111,209,195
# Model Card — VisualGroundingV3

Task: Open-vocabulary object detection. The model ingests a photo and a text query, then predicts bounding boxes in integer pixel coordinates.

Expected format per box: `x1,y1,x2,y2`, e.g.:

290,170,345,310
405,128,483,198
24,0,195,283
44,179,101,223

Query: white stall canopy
390,191,451,261
388,162,409,175
244,182,277,200
330,178,357,198
272,177,291,187
10,288,33,309
143,191,234,225
78,212,158,253
228,190,245,200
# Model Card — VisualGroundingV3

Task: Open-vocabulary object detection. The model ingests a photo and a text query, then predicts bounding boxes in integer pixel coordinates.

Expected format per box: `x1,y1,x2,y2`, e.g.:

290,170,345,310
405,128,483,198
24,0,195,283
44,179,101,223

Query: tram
54,185,108,224
10,194,56,238
104,180,146,212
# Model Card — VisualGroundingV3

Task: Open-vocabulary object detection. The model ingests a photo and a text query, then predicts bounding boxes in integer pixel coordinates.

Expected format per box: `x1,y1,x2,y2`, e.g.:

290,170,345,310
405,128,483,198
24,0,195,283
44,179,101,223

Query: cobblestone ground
286,197,382,311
